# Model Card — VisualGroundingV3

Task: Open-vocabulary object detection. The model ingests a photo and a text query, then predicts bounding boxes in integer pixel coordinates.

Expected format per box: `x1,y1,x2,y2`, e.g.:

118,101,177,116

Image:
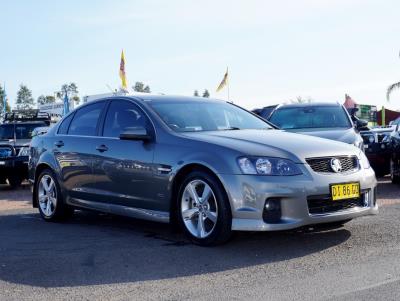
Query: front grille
307,193,366,215
0,146,13,158
306,156,359,173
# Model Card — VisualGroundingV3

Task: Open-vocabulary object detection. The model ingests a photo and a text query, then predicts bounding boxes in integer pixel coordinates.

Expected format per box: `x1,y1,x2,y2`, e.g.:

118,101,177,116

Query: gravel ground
0,178,399,301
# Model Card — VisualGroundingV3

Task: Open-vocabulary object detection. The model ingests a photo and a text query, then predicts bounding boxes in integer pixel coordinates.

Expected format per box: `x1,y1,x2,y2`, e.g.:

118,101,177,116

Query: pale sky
1,0,400,110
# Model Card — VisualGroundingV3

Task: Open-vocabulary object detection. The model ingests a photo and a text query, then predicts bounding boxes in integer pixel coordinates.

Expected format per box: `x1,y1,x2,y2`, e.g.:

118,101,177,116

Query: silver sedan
29,95,377,246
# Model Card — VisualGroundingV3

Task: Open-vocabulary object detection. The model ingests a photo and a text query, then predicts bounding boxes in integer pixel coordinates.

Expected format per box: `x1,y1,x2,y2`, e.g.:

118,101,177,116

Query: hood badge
330,158,342,173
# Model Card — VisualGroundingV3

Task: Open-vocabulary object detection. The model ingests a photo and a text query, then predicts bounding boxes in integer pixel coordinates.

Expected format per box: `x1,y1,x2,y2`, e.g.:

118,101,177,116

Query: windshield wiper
224,127,241,130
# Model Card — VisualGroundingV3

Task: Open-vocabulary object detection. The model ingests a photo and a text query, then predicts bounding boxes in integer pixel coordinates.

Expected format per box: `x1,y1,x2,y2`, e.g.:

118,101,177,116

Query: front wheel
178,171,232,246
36,169,74,221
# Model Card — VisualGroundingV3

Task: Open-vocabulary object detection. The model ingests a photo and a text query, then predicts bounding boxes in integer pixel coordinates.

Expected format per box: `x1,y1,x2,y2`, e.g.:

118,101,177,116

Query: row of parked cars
0,96,394,245
252,103,400,183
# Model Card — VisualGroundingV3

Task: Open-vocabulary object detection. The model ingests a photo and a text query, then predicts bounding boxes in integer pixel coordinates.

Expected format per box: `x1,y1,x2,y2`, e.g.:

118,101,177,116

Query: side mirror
119,127,151,141
355,119,368,130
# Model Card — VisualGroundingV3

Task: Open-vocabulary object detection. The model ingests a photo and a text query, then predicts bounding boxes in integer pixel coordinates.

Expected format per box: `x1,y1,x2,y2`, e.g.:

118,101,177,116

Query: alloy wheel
181,179,218,239
38,174,57,217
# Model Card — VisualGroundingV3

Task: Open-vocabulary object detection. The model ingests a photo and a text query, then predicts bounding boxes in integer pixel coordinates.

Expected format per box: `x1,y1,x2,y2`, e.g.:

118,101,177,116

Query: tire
391,159,400,184
35,169,74,221
177,170,232,246
7,176,23,188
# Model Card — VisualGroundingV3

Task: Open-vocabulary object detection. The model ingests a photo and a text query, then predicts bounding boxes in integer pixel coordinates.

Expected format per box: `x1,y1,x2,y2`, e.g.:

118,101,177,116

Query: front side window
103,100,149,138
149,101,271,132
269,106,352,129
68,102,105,136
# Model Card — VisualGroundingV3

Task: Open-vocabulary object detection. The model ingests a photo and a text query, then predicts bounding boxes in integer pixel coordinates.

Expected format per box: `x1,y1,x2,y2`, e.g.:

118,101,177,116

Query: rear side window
68,102,105,136
57,113,74,135
102,100,149,138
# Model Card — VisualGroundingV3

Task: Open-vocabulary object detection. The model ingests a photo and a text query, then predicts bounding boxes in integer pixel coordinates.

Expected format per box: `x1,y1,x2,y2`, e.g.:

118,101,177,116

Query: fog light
363,191,370,207
263,198,282,223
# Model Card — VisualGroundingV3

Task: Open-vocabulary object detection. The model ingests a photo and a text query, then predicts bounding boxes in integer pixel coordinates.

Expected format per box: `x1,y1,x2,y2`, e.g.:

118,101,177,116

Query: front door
91,99,156,210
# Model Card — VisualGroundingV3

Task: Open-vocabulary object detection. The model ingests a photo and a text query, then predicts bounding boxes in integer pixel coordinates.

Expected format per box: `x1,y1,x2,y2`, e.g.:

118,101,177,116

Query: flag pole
227,67,230,102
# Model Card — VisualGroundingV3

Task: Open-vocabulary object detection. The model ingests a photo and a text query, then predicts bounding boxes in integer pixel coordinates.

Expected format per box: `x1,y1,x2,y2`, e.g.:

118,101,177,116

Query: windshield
0,123,46,140
269,106,352,129
149,101,272,132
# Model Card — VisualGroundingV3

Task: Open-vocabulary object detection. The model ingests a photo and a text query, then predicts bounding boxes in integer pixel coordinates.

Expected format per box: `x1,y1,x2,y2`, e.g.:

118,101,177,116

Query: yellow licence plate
330,182,360,201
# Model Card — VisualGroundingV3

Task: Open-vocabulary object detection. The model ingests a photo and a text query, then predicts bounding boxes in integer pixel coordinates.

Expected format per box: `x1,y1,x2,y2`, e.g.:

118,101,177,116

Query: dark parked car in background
267,102,366,150
390,122,400,183
360,127,392,177
252,105,277,120
29,95,377,246
0,111,50,187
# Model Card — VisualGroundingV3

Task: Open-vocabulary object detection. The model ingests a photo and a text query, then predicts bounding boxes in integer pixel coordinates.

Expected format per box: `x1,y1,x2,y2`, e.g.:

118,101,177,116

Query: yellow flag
119,50,128,90
216,68,228,92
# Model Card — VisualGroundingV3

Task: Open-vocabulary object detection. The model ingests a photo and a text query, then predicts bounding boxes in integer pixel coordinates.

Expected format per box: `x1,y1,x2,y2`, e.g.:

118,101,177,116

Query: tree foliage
16,84,35,110
202,89,210,98
133,82,151,93
37,95,56,105
387,82,400,101
0,85,11,121
57,82,80,104
194,90,199,97
290,96,313,103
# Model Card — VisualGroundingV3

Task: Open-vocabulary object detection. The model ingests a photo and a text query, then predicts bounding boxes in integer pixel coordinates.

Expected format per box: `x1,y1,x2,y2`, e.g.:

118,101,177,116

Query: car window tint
68,102,104,136
103,100,148,138
150,101,270,132
269,106,351,129
57,113,74,135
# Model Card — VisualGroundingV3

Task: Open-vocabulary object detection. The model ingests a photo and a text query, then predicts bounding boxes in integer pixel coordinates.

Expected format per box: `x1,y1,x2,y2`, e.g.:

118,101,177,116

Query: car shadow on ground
0,209,351,288
376,177,400,203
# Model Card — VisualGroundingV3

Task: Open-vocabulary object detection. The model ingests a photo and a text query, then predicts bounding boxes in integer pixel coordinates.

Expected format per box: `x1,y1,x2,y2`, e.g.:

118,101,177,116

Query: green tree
15,84,35,110
194,90,199,97
0,85,10,120
37,95,56,105
202,89,210,98
133,82,151,93
57,83,80,105
290,96,312,103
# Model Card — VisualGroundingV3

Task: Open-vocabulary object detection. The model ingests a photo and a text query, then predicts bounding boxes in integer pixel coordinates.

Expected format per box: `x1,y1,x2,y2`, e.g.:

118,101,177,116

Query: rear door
54,101,106,202
91,99,157,209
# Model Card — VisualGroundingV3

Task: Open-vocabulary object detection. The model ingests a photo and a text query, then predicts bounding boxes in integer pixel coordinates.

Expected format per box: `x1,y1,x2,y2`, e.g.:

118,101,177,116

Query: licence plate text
331,182,360,201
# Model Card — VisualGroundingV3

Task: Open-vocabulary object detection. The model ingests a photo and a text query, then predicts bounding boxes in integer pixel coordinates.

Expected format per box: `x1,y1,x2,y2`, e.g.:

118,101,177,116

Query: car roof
276,102,342,109
133,94,225,104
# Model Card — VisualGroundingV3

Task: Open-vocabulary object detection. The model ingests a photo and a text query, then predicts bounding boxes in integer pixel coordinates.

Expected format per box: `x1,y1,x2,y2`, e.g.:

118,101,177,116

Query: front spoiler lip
232,204,378,231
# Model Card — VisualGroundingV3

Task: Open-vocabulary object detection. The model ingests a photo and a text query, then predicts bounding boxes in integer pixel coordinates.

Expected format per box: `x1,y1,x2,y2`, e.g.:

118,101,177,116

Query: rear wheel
178,170,232,246
391,159,400,184
36,169,74,221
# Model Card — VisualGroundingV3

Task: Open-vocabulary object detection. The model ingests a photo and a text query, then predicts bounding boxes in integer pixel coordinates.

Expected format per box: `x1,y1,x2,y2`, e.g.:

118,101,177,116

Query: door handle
54,141,64,148
96,144,108,152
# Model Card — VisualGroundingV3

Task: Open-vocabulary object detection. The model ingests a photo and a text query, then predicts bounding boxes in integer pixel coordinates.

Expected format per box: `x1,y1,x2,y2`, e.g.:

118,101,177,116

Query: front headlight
358,151,370,169
18,147,30,157
237,157,303,176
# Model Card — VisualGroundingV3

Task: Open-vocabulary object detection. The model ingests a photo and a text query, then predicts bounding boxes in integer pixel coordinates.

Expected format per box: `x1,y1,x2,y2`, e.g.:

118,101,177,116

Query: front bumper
0,156,29,179
219,165,377,231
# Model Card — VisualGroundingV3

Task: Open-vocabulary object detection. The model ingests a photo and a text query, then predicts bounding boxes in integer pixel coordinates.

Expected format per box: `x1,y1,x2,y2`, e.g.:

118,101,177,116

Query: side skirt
67,198,170,223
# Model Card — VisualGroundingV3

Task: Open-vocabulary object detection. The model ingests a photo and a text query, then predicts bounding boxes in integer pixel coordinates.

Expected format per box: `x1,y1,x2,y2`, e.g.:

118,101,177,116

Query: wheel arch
169,163,232,222
32,162,56,208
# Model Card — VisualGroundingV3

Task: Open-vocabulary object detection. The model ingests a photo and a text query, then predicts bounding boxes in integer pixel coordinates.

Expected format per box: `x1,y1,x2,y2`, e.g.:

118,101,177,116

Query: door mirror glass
119,127,151,141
